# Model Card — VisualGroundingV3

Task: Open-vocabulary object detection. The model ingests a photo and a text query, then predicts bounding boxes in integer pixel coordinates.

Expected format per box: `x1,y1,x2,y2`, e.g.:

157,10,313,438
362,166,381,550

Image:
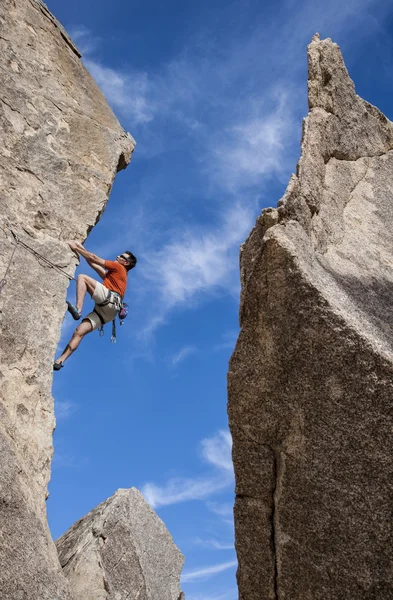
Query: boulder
0,0,134,597
228,36,393,599
56,488,185,600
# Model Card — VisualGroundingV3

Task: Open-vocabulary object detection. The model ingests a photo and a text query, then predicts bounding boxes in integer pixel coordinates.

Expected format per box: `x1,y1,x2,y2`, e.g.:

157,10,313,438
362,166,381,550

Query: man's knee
75,324,87,337
76,320,93,336
78,273,97,294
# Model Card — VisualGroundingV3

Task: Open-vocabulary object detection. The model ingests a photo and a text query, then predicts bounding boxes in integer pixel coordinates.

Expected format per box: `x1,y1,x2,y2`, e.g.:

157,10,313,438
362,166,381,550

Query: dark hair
124,251,137,271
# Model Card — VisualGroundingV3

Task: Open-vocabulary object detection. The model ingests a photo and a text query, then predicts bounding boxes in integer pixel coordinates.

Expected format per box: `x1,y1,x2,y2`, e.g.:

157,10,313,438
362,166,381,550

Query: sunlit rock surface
0,0,134,597
228,35,393,599
56,488,185,600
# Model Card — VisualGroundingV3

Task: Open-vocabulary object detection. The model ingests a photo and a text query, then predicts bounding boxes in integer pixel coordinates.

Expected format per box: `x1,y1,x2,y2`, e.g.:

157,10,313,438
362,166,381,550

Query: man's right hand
68,240,80,253
67,241,105,268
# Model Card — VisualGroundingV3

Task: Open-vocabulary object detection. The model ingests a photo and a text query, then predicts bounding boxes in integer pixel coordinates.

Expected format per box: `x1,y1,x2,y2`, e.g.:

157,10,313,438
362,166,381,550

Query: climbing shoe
53,361,63,371
67,301,81,320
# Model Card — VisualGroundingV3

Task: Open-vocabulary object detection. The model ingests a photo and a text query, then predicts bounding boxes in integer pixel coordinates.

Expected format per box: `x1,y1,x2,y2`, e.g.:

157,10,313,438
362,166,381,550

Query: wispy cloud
206,501,234,518
141,202,254,312
206,501,235,526
142,475,230,508
84,59,154,126
213,330,239,352
142,429,234,508
69,25,101,54
62,17,295,340
182,559,237,583
67,0,391,342
201,430,233,472
55,400,78,421
194,538,234,550
211,90,295,192
170,345,196,367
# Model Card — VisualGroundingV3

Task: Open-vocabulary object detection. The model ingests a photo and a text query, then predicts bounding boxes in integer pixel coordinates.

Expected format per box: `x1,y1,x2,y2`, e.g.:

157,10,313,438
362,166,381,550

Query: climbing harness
0,223,75,295
98,316,120,343
111,319,117,344
111,302,129,343
95,290,128,343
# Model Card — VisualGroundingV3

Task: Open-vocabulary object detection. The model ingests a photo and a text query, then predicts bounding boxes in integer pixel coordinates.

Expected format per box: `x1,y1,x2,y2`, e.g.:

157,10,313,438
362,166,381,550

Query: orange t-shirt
103,261,127,298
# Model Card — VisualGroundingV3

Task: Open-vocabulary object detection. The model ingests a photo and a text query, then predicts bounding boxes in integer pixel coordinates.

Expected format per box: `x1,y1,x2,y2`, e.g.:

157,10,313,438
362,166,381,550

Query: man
53,241,137,370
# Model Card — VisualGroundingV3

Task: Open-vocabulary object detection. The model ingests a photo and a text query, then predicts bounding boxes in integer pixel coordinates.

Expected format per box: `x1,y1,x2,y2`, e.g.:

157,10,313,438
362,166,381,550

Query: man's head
117,251,137,271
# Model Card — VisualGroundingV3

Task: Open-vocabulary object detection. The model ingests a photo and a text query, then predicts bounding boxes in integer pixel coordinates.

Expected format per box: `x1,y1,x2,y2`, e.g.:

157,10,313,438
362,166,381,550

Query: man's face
116,253,130,267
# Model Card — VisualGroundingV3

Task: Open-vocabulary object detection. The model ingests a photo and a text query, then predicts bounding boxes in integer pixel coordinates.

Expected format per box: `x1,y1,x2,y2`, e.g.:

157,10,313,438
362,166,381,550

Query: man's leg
75,274,99,313
54,319,93,366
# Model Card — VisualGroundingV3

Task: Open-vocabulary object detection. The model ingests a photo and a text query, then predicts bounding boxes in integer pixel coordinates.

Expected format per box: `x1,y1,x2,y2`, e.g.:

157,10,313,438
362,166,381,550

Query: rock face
0,1,134,598
228,35,393,599
56,488,185,600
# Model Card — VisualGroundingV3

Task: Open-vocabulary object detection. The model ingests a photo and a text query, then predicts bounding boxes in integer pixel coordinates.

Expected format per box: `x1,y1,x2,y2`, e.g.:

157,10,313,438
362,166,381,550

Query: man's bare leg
54,319,93,366
75,274,98,313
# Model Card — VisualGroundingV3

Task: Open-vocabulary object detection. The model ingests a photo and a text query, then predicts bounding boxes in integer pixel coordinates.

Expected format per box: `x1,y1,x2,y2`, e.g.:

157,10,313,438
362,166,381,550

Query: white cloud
141,429,234,508
88,202,254,341
138,314,166,340
141,202,254,311
170,345,196,366
182,559,237,583
67,0,391,342
69,25,101,55
212,91,295,191
194,538,234,550
206,501,235,527
76,0,389,146
206,501,234,518
201,430,233,473
55,400,78,421
142,475,231,509
84,59,154,125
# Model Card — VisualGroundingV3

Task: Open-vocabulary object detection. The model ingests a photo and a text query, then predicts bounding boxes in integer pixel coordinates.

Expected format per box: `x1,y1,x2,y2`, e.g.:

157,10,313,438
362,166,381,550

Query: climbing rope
0,232,18,294
0,223,76,295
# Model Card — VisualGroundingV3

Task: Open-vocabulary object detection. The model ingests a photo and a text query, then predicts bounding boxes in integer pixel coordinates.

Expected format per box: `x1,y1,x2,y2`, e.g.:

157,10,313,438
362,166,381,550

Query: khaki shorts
84,282,121,331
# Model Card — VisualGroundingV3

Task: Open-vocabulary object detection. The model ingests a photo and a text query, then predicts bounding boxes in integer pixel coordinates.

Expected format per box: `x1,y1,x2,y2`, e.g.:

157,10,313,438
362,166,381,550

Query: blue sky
46,0,393,597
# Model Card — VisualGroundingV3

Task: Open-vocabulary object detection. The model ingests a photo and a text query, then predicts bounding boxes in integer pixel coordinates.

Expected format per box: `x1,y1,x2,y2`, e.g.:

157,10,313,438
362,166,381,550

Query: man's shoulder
105,260,127,274
104,260,118,270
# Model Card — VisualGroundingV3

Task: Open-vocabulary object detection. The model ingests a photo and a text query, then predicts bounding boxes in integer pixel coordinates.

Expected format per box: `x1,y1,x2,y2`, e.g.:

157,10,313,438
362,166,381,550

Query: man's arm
68,241,106,267
88,262,107,279
69,241,107,278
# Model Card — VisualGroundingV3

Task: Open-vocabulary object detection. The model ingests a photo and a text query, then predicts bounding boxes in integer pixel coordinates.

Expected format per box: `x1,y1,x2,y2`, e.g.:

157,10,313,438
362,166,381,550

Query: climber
53,241,137,370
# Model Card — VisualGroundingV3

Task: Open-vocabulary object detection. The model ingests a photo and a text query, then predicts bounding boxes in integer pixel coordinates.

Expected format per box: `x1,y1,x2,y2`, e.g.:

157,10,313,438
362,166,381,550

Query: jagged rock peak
229,37,393,599
56,488,185,600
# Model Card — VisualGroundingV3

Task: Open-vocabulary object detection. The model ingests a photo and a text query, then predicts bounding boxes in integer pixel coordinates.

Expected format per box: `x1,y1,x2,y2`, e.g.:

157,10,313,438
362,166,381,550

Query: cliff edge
228,36,393,599
0,0,134,597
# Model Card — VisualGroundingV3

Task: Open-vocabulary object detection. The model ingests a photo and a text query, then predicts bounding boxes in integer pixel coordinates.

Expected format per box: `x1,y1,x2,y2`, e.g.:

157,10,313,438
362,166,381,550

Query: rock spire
228,36,393,599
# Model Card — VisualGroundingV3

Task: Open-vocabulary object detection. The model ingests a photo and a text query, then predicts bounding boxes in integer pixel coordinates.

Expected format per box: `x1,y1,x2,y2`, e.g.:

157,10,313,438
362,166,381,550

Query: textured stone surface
228,35,393,599
56,488,185,600
0,0,134,598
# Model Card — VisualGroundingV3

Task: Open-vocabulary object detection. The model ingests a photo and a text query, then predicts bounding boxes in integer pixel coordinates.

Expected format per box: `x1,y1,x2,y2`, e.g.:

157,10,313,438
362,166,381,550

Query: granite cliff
228,36,393,599
0,1,183,598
